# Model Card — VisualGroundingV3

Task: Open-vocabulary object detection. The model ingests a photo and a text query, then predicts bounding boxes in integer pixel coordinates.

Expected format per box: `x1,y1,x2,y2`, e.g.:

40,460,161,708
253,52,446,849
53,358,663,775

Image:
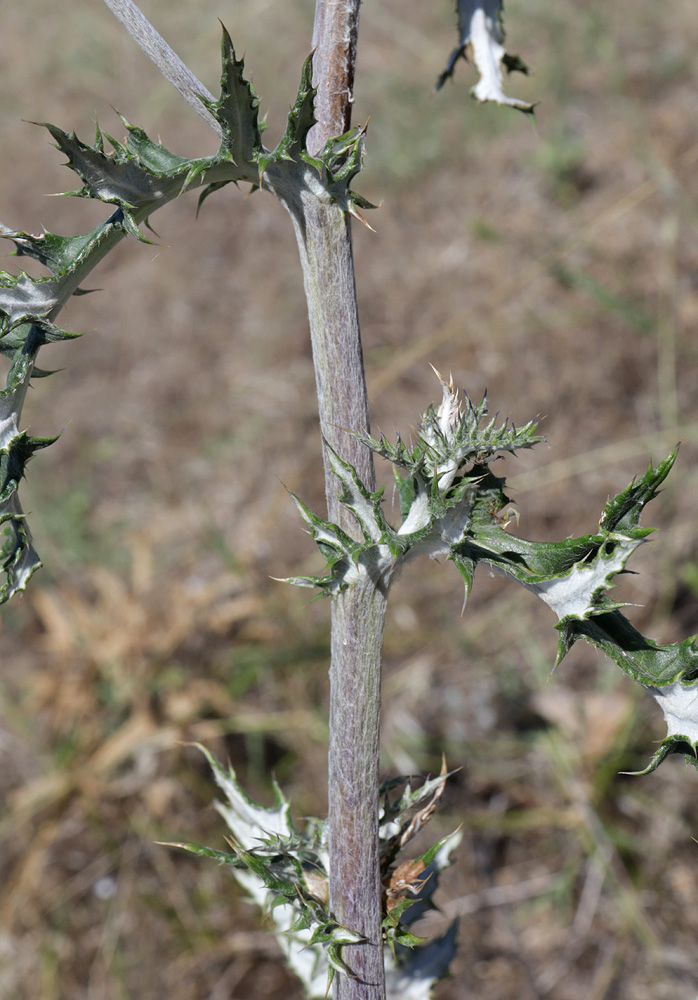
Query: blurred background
1,1,698,997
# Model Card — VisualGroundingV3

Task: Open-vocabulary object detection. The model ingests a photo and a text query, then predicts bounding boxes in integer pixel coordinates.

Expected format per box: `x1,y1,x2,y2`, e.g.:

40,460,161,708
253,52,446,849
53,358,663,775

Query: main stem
305,3,386,997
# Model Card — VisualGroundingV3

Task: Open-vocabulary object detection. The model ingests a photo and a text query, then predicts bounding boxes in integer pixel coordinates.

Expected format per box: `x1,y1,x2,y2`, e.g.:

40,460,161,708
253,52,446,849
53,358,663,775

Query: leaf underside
437,0,534,113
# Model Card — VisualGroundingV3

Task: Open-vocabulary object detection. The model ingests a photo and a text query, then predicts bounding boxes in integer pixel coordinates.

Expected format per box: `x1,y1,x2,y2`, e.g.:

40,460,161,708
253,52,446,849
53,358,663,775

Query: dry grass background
1,1,698,998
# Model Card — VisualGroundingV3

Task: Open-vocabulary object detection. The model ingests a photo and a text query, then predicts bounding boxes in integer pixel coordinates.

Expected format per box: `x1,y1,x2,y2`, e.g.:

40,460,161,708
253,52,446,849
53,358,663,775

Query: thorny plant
0,2,696,999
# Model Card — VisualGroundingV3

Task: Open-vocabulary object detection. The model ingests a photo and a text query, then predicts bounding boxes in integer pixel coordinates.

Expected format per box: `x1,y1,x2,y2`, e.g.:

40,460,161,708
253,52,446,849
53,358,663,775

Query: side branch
102,0,221,135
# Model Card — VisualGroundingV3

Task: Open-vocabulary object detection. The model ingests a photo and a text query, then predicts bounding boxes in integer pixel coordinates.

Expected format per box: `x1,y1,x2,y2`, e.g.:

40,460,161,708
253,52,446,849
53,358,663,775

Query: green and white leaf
171,748,461,998
437,0,533,113
383,829,462,996
173,745,351,996
289,374,697,773
633,681,698,774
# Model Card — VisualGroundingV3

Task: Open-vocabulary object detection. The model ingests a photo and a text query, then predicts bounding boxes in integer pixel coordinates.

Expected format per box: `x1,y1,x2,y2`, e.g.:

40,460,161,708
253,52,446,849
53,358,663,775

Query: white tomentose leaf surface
526,539,639,619
398,478,431,536
645,680,698,745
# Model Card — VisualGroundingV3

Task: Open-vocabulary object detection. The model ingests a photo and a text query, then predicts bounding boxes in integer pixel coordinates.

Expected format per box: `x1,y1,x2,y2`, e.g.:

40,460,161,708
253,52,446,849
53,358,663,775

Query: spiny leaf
196,26,263,181
117,118,192,174
160,841,238,865
325,442,391,545
0,31,377,604
188,745,461,996
288,373,696,772
319,123,378,223
0,427,55,601
364,373,541,491
0,36,261,600
600,448,678,533
179,745,362,998
42,122,182,209
555,614,698,686
382,828,462,973
6,228,109,277
271,52,318,167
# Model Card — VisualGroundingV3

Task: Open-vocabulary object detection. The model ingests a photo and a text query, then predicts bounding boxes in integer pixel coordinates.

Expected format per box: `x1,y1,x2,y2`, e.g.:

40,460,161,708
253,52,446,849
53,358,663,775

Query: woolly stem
302,3,387,996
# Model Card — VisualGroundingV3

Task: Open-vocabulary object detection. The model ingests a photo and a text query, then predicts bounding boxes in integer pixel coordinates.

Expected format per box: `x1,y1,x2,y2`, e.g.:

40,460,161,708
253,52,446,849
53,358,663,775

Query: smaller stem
102,0,221,135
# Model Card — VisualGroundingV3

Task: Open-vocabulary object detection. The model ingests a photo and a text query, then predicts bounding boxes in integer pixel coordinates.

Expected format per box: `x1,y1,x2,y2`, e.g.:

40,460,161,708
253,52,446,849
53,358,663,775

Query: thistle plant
1,2,697,1000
